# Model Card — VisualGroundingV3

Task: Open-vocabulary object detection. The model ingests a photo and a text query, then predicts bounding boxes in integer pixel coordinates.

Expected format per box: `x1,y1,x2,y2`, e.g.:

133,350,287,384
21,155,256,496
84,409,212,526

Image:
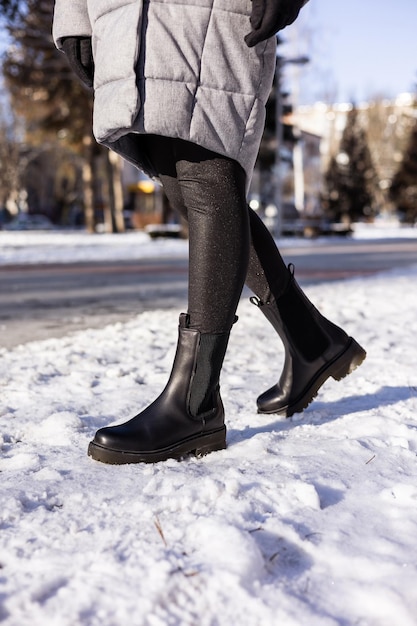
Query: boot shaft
251,264,333,362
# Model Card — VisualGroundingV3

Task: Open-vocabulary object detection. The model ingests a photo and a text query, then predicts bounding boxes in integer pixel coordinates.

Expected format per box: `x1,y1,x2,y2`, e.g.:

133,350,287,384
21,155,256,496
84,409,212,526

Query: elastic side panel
189,332,228,417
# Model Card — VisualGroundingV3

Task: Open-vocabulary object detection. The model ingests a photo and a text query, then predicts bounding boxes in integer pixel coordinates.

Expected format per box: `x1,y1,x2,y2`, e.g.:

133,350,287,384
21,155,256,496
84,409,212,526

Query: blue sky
283,0,417,104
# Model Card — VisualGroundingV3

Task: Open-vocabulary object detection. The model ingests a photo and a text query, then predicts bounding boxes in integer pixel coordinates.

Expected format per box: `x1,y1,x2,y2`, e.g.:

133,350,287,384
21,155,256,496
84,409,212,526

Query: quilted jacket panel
53,0,276,185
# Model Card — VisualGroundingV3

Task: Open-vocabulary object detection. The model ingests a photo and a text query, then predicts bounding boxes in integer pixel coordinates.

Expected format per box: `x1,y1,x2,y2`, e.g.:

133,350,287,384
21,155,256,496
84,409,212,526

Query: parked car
2,214,55,231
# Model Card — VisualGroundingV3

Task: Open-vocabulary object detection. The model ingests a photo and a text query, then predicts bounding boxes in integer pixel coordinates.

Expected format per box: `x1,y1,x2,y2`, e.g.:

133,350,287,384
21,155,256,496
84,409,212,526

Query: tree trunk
82,135,96,233
104,149,125,233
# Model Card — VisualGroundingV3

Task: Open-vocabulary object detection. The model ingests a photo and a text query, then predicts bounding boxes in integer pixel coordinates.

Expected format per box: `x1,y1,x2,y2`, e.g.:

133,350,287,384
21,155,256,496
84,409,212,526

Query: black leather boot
88,314,229,464
252,265,366,417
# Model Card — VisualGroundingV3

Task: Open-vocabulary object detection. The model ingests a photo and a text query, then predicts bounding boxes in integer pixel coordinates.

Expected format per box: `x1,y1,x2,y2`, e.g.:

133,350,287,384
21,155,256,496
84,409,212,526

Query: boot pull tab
179,312,191,328
288,263,295,277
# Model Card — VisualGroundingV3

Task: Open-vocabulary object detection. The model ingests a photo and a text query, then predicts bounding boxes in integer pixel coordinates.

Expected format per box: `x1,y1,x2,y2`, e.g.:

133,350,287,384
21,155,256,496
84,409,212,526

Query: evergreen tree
1,1,125,232
389,122,417,224
0,0,19,20
2,1,92,144
0,1,95,227
322,105,378,223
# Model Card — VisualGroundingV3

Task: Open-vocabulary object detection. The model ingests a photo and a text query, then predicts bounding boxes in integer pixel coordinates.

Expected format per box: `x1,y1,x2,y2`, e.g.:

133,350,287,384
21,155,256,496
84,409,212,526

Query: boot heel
331,338,366,381
194,427,227,458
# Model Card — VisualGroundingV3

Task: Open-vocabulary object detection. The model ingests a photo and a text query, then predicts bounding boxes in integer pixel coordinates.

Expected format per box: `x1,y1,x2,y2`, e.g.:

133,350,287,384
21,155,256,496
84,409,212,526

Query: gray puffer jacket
53,0,277,187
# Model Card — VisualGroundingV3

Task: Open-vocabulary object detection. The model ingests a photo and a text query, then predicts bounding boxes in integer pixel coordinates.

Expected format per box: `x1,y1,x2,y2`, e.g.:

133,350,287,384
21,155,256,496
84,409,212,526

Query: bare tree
0,94,20,217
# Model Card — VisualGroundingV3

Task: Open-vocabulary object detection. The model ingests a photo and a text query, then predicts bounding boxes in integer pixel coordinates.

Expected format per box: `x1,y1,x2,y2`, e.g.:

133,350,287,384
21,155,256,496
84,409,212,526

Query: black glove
61,37,94,89
245,0,307,48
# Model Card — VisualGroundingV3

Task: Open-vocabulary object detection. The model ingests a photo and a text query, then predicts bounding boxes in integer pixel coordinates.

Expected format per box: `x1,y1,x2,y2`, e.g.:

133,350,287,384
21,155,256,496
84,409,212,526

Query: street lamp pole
274,55,284,238
274,53,309,238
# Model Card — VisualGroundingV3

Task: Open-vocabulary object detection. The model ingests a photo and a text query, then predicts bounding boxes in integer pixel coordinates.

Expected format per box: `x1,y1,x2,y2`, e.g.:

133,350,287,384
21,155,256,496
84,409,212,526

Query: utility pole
274,55,284,238
274,52,309,237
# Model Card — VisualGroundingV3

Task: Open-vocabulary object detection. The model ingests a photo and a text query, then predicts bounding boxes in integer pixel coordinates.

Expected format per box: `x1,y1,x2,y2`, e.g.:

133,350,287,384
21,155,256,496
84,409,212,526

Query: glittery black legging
140,135,289,333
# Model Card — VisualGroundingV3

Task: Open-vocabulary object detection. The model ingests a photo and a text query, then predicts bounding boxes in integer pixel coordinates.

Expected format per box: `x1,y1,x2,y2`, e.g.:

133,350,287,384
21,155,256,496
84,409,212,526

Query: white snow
0,230,188,265
1,221,415,266
1,226,417,625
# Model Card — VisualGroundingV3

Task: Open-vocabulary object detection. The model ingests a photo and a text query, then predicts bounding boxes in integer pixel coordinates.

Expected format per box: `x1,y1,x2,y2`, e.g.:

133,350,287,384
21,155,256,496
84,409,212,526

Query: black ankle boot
252,265,366,417
88,314,229,464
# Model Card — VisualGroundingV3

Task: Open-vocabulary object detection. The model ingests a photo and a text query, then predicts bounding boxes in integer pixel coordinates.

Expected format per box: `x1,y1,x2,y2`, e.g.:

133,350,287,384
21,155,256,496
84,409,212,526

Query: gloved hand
245,0,307,48
61,37,94,89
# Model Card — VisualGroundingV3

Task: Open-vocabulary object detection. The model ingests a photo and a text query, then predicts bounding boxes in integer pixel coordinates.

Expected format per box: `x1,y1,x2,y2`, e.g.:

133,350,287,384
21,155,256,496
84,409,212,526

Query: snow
1,221,415,266
1,226,417,625
0,230,188,265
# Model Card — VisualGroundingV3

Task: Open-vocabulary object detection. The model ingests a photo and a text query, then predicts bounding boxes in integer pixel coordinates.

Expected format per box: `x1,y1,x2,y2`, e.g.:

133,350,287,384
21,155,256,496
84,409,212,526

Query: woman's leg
246,206,290,301
242,205,366,417
88,135,250,463
142,135,250,333
173,139,250,332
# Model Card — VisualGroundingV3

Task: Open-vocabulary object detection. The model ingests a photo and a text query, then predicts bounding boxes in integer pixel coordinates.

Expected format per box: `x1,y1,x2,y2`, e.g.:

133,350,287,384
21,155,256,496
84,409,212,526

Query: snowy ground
1,226,417,625
1,221,415,267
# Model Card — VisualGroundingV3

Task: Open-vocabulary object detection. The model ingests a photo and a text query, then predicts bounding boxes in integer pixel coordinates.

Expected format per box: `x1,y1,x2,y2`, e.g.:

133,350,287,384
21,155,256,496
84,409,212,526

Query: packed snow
1,226,417,625
1,221,415,267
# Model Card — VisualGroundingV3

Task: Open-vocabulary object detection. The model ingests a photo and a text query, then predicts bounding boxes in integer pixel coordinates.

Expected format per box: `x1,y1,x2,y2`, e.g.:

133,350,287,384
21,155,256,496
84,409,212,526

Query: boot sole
258,337,366,418
87,426,227,465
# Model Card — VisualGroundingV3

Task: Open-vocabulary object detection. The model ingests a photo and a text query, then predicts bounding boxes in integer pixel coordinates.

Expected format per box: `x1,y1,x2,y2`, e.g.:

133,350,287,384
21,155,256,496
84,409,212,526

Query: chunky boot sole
258,337,366,417
87,426,227,465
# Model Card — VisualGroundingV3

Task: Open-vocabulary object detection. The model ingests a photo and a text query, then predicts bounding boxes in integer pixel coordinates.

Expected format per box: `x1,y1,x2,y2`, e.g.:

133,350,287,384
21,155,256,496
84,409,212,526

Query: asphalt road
1,237,416,349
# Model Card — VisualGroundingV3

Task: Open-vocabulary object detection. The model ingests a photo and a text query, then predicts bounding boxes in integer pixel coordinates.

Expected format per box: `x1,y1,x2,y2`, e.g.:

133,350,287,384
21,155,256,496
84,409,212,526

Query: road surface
1,237,416,349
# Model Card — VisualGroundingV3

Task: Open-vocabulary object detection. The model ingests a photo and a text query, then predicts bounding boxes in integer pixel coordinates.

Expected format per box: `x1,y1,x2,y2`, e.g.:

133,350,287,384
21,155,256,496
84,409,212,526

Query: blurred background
0,0,416,237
